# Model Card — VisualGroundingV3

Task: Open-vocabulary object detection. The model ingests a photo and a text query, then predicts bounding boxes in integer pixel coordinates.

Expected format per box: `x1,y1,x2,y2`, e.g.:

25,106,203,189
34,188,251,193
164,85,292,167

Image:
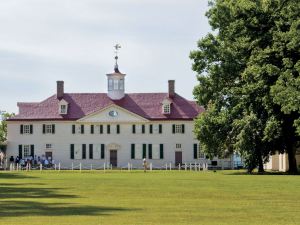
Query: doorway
110,150,117,167
175,151,182,166
45,152,52,161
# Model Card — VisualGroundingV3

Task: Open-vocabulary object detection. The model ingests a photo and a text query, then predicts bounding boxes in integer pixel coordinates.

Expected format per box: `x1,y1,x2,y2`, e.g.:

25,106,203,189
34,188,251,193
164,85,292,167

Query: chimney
57,81,64,99
168,80,175,98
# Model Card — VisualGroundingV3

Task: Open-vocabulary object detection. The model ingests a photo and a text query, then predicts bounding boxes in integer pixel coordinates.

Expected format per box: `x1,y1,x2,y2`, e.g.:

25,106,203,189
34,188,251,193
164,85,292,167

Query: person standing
143,158,147,172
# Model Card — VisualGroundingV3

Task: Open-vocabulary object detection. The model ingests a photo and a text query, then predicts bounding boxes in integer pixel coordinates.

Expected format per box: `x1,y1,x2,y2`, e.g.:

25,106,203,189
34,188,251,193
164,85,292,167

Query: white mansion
6,59,221,168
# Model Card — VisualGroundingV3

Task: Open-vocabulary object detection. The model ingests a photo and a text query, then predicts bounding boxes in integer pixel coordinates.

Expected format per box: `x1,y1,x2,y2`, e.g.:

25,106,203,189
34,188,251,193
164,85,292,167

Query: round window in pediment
108,110,118,117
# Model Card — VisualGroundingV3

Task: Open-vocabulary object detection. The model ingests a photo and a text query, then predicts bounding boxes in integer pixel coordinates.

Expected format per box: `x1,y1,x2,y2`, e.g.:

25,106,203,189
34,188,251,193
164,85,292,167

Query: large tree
191,0,300,173
0,112,15,145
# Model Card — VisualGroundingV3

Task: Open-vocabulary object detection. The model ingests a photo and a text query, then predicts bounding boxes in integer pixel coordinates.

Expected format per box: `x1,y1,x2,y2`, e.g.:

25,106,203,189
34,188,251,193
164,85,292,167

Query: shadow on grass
0,185,78,199
224,171,300,175
0,201,136,217
0,172,37,179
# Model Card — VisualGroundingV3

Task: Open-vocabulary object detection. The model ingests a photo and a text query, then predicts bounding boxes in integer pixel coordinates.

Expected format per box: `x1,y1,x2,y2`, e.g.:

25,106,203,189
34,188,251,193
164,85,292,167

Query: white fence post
79,163,82,172
150,162,152,171
169,163,172,171
91,164,93,170
185,163,187,171
71,162,74,171
189,163,192,171
54,164,57,170
58,163,61,171
40,163,42,172
165,163,168,170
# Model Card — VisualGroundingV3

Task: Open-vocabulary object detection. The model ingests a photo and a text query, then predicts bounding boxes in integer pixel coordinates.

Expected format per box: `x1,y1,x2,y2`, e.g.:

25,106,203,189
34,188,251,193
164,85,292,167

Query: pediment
78,104,148,123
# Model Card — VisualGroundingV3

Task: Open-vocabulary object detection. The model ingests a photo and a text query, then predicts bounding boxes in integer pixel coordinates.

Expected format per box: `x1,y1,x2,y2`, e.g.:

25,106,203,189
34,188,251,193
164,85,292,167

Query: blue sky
0,0,211,114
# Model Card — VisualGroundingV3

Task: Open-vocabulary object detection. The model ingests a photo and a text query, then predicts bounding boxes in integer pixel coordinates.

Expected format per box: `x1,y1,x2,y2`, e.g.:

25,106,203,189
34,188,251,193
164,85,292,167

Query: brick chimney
56,81,64,99
168,80,175,98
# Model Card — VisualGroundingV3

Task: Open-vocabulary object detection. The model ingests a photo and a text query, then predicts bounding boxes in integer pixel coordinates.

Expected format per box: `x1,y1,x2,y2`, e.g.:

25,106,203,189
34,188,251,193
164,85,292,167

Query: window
23,125,30,134
173,124,185,134
60,105,67,114
175,125,182,133
23,145,30,157
113,79,119,90
46,144,53,149
163,104,170,114
45,125,52,134
119,79,124,90
108,79,113,91
176,144,182,149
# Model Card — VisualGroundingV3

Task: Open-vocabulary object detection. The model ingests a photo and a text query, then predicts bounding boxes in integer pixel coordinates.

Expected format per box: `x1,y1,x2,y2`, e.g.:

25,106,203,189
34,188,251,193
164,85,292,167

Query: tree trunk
258,154,264,173
287,145,298,174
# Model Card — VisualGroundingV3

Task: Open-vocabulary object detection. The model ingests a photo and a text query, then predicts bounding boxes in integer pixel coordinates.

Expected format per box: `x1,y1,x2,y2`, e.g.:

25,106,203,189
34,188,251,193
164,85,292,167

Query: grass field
0,170,299,225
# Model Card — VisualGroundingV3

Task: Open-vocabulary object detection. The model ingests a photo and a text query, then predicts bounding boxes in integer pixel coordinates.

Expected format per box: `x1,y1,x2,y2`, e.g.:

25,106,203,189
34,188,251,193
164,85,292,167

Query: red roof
9,93,204,121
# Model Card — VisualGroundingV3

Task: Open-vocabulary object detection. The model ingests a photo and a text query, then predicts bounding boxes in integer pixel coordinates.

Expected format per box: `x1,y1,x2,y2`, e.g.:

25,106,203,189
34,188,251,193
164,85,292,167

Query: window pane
108,79,113,91
113,80,119,90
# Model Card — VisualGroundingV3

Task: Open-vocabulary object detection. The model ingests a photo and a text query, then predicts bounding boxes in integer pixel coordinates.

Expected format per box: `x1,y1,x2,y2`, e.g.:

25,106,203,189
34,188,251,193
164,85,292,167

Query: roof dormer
59,99,69,115
162,98,172,114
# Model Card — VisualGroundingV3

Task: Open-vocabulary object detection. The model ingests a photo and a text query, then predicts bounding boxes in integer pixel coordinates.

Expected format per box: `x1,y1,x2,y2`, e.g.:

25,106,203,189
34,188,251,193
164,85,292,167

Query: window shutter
142,144,147,158
160,144,164,159
148,144,152,159
142,125,145,134
172,124,175,134
100,125,103,134
90,125,94,134
117,124,120,134
101,144,105,159
72,125,75,134
159,124,162,133
149,124,153,134
18,145,22,158
43,124,46,134
89,144,93,159
132,124,136,134
182,124,185,133
107,125,110,134
193,144,198,159
30,145,34,157
52,124,55,134
70,144,74,159
20,125,23,134
81,125,84,134
82,144,86,159
131,144,135,159
30,125,33,134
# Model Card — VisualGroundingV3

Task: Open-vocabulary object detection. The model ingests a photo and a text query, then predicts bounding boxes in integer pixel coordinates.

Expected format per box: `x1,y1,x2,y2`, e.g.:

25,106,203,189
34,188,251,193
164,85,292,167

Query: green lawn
0,170,299,225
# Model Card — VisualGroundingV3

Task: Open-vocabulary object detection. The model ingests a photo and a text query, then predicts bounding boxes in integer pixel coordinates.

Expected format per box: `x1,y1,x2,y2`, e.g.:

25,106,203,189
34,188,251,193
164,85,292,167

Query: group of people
9,155,54,169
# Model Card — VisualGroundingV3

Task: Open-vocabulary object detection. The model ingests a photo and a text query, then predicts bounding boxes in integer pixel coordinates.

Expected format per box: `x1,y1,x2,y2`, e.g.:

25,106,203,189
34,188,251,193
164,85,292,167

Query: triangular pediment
78,104,149,123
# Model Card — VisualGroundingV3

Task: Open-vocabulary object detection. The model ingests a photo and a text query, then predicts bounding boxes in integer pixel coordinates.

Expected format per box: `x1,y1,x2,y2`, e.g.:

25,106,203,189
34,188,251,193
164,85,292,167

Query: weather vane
114,44,121,73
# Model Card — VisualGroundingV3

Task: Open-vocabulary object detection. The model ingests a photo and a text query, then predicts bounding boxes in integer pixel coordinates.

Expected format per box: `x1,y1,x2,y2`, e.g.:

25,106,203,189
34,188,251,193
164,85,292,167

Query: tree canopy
0,112,15,145
191,0,300,173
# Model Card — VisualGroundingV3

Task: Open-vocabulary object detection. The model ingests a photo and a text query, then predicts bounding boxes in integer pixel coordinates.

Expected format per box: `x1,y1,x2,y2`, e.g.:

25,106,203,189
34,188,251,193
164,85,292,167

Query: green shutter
30,125,33,134
193,144,198,159
100,125,103,134
19,145,22,158
89,144,93,159
148,144,152,159
81,125,84,134
72,125,75,134
20,125,23,134
142,144,147,158
132,125,136,133
82,144,86,159
107,125,110,134
160,144,164,159
131,144,135,159
142,125,145,134
101,144,105,159
172,124,175,133
159,124,162,133
70,144,74,159
149,124,153,134
182,124,185,133
117,124,120,134
52,124,55,134
30,145,34,157
91,125,94,134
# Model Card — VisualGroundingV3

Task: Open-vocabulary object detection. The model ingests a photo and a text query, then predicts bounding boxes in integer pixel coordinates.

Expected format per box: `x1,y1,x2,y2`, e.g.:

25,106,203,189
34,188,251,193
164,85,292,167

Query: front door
45,152,52,161
175,151,182,166
110,150,117,167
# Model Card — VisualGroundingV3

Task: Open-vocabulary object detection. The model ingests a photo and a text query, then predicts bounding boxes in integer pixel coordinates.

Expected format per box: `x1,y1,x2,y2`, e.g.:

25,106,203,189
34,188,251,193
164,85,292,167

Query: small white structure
264,151,300,172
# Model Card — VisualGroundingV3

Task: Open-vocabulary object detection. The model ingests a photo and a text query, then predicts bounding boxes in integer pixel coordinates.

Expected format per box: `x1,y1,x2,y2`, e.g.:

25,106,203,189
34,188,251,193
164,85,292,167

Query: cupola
107,44,126,100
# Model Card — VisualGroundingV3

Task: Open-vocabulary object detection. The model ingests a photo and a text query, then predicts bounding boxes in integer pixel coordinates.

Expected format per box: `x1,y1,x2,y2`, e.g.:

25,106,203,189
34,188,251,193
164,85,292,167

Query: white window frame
45,144,53,149
108,79,113,91
163,104,170,114
113,79,119,90
45,125,53,134
119,79,124,90
23,125,30,134
175,125,182,133
60,105,67,114
175,143,182,149
23,145,30,157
